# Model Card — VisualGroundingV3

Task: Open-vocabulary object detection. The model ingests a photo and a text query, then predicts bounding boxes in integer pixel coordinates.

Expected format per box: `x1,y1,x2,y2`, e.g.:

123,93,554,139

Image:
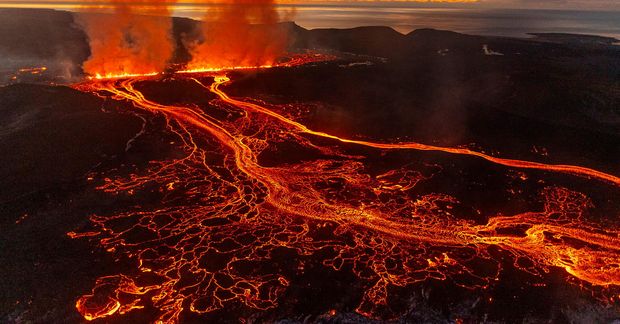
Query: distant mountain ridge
1,8,618,81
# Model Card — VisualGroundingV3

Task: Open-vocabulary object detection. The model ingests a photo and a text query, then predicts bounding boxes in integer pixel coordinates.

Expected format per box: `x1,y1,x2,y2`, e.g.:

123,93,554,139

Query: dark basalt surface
0,84,143,322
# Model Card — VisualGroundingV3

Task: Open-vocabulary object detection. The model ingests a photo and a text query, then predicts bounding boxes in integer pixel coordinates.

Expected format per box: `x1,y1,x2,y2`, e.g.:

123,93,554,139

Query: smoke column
78,0,177,77
187,0,290,69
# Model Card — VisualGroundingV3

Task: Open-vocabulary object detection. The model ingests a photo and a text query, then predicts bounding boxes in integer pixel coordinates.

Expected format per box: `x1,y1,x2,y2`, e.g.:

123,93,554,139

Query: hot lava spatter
70,65,620,322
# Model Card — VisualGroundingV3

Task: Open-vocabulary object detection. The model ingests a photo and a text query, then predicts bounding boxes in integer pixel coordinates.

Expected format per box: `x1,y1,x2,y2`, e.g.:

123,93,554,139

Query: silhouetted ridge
293,26,406,57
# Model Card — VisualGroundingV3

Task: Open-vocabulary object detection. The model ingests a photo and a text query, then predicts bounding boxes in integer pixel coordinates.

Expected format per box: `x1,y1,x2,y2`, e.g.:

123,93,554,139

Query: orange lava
71,68,620,322
206,76,620,187
77,0,177,77
17,66,47,74
186,0,289,71
9,66,48,81
75,0,296,80
83,53,332,80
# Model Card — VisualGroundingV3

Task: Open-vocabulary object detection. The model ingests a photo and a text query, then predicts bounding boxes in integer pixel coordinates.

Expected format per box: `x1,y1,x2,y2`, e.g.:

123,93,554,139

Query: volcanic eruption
77,0,177,79
186,0,289,70
65,2,620,322
77,0,291,78
2,3,620,324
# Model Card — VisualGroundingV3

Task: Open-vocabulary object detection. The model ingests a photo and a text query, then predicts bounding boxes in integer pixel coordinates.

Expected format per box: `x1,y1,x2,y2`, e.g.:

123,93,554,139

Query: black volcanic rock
0,8,90,79
0,83,144,323
529,33,619,45
0,84,142,203
405,28,483,54
0,9,88,60
407,28,480,43
292,26,407,58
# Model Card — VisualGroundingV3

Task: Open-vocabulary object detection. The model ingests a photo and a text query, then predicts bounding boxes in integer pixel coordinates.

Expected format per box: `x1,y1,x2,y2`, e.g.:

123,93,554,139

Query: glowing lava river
69,66,620,322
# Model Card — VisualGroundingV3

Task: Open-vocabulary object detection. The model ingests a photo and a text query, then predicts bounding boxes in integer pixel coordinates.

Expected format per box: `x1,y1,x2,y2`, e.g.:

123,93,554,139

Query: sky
0,0,618,11
1,0,619,37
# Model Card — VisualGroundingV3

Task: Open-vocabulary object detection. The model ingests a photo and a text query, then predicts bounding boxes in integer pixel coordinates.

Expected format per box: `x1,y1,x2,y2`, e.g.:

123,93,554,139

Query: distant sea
271,6,620,39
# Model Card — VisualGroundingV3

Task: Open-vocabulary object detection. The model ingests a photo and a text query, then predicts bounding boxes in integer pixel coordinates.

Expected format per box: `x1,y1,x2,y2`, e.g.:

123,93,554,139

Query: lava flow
70,66,620,322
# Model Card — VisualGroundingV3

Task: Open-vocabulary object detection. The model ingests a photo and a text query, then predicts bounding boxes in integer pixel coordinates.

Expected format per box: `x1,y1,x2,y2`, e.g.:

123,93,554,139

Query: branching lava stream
70,67,620,322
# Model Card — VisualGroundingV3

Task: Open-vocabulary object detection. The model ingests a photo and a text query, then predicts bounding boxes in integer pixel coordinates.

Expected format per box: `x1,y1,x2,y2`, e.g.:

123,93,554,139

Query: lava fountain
185,0,289,71
76,0,292,78
77,0,177,79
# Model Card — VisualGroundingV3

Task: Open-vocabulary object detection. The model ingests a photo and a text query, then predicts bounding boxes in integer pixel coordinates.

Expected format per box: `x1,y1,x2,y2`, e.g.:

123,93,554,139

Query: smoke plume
78,0,176,77
187,0,290,69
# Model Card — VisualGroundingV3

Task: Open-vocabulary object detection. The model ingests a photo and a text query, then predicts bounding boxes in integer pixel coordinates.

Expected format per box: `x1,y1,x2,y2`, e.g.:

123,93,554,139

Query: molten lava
70,63,620,322
77,0,177,77
76,0,293,79
186,0,289,71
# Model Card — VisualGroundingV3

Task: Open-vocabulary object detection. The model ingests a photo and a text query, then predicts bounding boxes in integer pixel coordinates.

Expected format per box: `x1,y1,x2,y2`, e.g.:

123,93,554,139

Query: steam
185,0,290,69
77,0,176,77
76,0,291,76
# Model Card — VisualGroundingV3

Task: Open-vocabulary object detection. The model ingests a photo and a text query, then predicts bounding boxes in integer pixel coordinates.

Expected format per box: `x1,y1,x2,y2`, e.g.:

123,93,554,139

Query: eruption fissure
78,0,289,78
